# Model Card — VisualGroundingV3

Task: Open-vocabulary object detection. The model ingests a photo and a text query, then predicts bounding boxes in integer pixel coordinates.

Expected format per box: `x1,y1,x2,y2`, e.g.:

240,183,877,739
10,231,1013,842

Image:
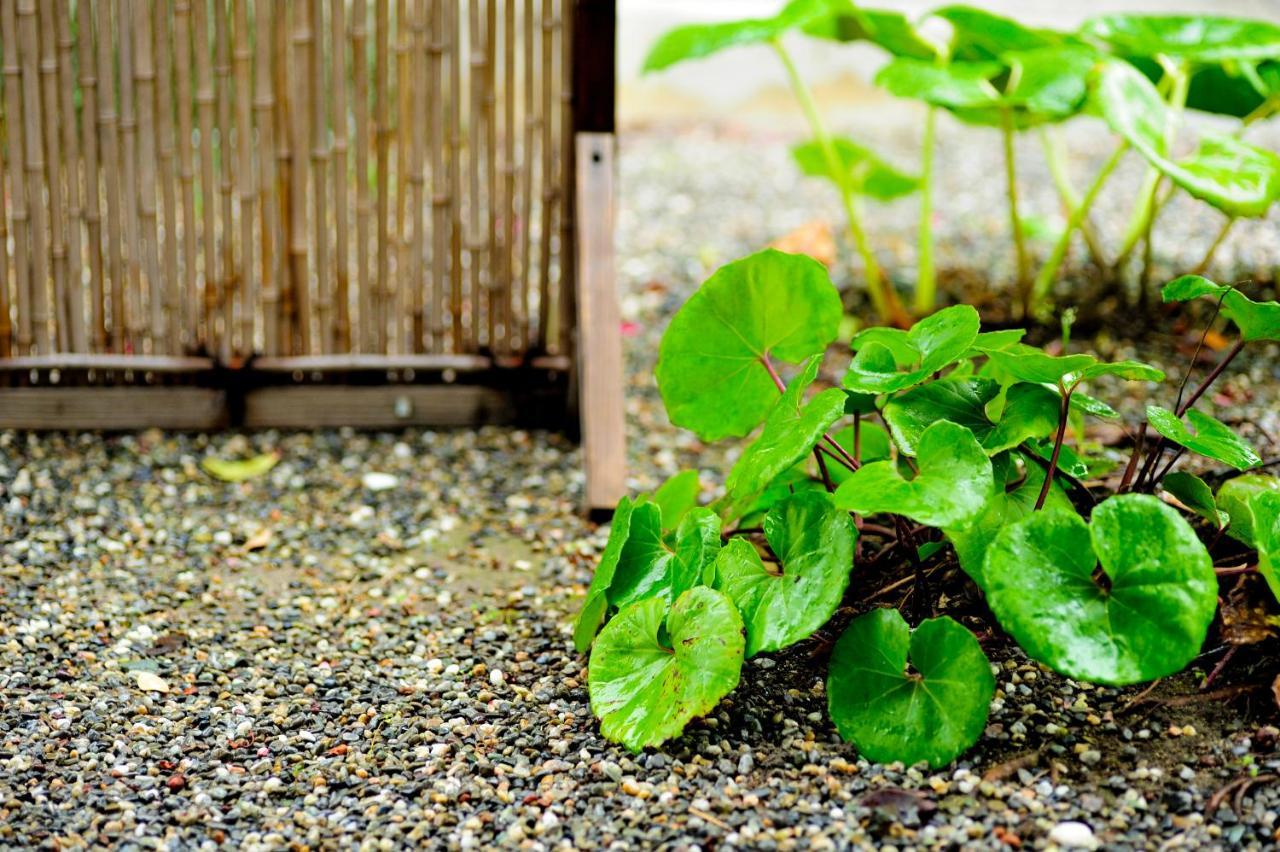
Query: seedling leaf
575,497,639,652
874,58,1002,110
1080,14,1280,65
803,3,942,59
843,305,981,394
1146,405,1261,471
827,609,994,768
793,136,921,200
1217,474,1280,547
1251,492,1280,601
881,378,999,456
652,470,702,530
641,0,832,72
1162,275,1280,342
1162,471,1228,528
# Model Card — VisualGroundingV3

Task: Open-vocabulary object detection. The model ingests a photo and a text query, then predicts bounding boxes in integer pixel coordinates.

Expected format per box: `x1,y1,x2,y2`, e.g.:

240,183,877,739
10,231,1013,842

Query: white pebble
1048,821,1097,850
362,472,399,491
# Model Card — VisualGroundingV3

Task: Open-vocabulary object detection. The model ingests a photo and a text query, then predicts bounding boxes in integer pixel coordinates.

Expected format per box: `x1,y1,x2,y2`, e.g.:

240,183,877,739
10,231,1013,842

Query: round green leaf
827,609,995,768
835,420,993,527
982,383,1060,455
672,508,723,601
714,492,856,656
843,305,981,394
803,3,942,60
874,57,1002,110
976,342,1097,384
1146,405,1261,471
983,494,1216,685
575,496,639,652
793,136,921,200
1161,471,1228,528
1163,275,1280,342
1218,474,1280,547
657,249,842,441
1251,492,1280,602
933,5,1060,61
652,470,702,530
642,0,831,72
881,378,999,456
1080,14,1280,65
588,587,745,752
720,357,848,520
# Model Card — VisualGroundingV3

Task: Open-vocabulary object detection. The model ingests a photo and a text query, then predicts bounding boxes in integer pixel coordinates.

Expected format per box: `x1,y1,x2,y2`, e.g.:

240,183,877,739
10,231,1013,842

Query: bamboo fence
0,0,576,369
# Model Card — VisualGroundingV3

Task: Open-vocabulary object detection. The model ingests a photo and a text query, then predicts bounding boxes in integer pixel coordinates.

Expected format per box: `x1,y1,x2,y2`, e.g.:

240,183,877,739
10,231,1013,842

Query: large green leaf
999,46,1097,119
1095,61,1280,218
606,502,673,610
1080,14,1280,66
874,58,1002,110
642,0,832,72
834,420,993,527
714,492,856,656
720,357,847,520
933,5,1061,62
1162,275,1280,342
827,609,994,768
843,305,981,394
1146,405,1261,471
575,497,639,652
672,508,723,601
657,249,842,441
982,383,1061,455
803,3,942,59
1218,475,1280,547
652,470,701,530
792,137,921,200
1251,492,1280,601
1161,471,1228,528
975,342,1097,385
881,378,999,456
982,494,1216,685
588,587,745,752
946,453,1074,585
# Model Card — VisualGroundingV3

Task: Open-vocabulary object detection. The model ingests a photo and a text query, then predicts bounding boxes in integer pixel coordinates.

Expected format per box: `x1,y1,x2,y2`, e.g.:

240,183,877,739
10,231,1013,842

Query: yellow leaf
201,453,279,483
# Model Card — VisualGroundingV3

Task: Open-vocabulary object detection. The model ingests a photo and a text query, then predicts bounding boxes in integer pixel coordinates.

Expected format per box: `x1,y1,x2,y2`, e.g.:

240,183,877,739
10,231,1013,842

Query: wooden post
571,0,623,514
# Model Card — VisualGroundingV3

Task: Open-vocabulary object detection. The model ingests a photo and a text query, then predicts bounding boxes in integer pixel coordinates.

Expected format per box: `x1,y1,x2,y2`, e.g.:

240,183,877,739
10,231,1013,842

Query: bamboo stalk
214,0,235,359
233,0,255,356
272,0,293,352
2,0,32,354
77,1,105,352
467,0,485,352
132,0,163,352
153,0,181,354
253,0,280,356
519,0,535,350
413,0,430,354
558,0,574,356
289,0,312,354
119,0,145,348
93,1,124,351
174,0,198,351
36,0,67,351
501,0,516,353
394,0,410,354
330,0,351,353
374,0,390,353
351,0,371,351
17,0,51,353
54,0,86,353
193,0,217,350
447,0,463,352
310,0,331,354
0,131,8,356
536,0,553,351
484,0,498,351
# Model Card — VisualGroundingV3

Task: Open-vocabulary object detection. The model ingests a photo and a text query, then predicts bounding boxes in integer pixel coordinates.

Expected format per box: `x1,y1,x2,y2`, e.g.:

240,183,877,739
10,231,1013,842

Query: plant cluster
644,2,1280,324
574,248,1280,766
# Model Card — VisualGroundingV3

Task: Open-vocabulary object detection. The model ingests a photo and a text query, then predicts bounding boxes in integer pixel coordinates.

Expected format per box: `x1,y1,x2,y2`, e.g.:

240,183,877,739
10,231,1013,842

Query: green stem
1001,109,1031,315
915,107,937,314
1192,216,1236,275
771,39,907,326
1038,127,1107,269
1031,140,1128,311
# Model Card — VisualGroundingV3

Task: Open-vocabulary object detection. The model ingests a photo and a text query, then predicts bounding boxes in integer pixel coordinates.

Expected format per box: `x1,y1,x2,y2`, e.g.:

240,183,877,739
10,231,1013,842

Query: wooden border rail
0,1,623,510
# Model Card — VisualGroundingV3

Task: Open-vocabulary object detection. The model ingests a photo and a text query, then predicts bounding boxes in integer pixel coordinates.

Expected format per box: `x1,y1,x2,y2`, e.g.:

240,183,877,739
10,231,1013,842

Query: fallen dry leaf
243,527,273,552
769,220,837,269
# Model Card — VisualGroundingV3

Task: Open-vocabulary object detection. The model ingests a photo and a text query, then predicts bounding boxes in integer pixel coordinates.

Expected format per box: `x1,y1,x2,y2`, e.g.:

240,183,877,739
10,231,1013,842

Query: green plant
575,250,1280,765
642,3,1280,321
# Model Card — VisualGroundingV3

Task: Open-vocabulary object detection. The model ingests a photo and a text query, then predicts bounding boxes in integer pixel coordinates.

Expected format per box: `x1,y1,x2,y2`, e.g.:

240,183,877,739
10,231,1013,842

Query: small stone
132,671,170,693
361,472,399,491
1048,820,1098,849
601,761,623,782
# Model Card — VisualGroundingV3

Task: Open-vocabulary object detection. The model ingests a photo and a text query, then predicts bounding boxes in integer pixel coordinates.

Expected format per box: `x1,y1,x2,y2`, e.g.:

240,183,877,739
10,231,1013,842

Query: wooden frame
0,1,624,512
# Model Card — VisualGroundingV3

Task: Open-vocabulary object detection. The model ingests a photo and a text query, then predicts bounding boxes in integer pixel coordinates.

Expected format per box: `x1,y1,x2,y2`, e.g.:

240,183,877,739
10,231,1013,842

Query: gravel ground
2,120,1280,850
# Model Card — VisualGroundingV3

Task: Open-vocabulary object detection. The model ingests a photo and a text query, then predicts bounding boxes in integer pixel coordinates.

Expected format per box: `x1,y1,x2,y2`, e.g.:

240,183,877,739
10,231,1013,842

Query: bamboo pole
558,0,574,356
18,0,51,353
214,0,235,359
153,0,182,354
193,0,217,350
413,0,430,354
536,0,553,351
133,0,163,352
351,0,371,351
2,0,32,354
374,0,390,353
174,0,198,351
254,1,279,356
484,0,498,351
519,0,535,349
119,0,144,349
501,0,516,354
54,0,86,353
77,1,105,352
0,133,8,356
36,0,67,351
330,0,351,353
309,0,331,354
94,1,124,352
233,0,255,356
447,0,463,352
467,0,485,352
394,0,410,354
273,0,293,352
289,0,312,354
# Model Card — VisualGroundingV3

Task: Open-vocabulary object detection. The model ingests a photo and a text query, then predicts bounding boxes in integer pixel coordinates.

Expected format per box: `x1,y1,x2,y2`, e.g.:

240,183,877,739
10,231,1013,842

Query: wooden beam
240,385,523,428
572,0,615,134
250,353,493,373
0,354,215,372
0,388,228,429
574,131,626,513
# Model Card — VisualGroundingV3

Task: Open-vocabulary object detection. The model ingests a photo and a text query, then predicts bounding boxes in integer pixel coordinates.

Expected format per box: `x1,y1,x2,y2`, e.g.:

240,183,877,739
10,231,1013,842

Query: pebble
1049,820,1099,849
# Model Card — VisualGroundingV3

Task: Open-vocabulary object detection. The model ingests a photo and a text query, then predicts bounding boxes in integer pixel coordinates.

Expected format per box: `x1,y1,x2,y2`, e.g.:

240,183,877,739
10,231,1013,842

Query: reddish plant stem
1035,382,1075,511
814,449,835,492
